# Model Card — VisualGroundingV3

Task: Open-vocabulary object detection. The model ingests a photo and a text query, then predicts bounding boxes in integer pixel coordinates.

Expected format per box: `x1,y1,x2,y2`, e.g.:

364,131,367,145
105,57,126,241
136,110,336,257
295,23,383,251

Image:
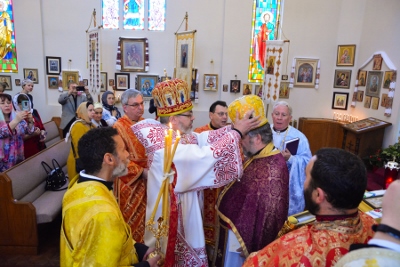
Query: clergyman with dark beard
242,148,376,267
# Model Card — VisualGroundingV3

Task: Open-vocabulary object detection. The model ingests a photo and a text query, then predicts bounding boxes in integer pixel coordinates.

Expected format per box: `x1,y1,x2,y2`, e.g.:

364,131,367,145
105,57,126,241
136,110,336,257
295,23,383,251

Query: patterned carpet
0,214,61,267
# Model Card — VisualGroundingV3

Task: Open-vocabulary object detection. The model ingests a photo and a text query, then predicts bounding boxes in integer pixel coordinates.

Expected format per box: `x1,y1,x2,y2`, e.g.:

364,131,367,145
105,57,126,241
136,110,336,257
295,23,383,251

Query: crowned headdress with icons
151,78,193,117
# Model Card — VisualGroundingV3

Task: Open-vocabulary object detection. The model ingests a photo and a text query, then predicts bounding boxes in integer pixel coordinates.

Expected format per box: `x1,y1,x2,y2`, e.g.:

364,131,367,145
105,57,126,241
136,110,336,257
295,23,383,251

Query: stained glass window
123,0,144,30
102,0,119,29
248,0,281,83
103,0,166,31
148,0,165,31
0,0,18,73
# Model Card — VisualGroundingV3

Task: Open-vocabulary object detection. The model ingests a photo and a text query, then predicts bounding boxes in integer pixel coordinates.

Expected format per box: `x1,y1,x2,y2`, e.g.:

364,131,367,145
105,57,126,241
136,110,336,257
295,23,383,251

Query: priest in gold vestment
243,148,375,267
61,127,159,267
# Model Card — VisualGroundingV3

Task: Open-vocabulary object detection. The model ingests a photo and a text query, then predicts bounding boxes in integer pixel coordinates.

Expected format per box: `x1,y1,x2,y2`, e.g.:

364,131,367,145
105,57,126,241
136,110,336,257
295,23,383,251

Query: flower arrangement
369,143,400,168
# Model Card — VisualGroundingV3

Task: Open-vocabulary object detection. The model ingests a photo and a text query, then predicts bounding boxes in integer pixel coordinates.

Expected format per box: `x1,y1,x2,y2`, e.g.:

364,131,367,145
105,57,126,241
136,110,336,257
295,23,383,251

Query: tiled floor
0,215,61,267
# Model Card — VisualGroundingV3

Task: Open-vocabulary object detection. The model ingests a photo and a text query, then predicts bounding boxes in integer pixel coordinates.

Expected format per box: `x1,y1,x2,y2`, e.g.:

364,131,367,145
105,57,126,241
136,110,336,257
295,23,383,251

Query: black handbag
41,159,68,191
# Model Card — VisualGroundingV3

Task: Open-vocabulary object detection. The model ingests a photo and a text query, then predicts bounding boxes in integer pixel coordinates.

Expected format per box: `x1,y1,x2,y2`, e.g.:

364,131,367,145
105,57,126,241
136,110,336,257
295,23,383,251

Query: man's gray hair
159,116,170,125
121,89,142,105
247,122,273,145
273,101,293,115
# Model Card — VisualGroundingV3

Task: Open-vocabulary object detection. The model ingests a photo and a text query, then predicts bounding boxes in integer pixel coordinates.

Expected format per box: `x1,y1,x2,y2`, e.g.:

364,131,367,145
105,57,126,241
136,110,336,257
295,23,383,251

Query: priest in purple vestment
213,95,289,267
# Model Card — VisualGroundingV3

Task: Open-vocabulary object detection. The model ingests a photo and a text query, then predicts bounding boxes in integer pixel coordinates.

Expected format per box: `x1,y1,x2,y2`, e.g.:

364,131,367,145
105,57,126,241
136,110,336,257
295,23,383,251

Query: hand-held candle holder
147,217,167,261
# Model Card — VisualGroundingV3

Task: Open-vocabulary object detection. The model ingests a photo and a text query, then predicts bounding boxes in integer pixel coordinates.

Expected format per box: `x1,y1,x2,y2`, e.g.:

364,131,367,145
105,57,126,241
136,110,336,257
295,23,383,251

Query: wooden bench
0,138,70,255
43,120,62,147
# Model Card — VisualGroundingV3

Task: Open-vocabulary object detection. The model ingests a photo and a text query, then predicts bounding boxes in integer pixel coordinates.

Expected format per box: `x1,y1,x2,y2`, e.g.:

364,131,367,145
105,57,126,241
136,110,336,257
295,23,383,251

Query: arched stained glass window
102,0,165,31
0,0,18,73
248,0,282,83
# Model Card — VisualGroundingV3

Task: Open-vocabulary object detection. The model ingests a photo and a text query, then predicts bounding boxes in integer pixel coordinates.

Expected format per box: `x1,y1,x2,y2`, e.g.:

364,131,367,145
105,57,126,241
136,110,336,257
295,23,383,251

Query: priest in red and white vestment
113,89,147,243
193,100,229,264
243,148,376,267
131,79,260,267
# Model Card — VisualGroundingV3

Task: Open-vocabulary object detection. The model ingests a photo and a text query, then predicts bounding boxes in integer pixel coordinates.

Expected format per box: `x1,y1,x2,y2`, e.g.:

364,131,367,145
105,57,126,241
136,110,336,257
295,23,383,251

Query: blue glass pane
124,0,144,30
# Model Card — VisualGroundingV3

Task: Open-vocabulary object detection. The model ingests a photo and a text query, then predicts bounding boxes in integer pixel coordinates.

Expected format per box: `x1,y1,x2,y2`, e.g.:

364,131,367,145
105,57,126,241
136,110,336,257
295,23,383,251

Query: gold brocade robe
60,179,139,267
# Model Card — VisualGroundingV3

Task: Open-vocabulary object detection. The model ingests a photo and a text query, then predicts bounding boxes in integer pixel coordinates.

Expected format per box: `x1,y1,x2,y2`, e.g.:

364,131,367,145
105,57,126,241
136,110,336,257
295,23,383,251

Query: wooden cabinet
298,117,345,155
298,117,391,158
341,117,392,159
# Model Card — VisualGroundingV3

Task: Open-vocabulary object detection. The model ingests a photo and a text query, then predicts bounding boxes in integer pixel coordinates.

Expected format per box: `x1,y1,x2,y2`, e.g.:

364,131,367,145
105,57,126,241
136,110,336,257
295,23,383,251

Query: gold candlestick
147,217,167,264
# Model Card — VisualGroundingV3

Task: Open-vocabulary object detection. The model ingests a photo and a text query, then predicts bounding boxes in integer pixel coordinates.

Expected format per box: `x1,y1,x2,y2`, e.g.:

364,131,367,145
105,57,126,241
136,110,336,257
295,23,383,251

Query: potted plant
380,142,400,163
369,142,400,170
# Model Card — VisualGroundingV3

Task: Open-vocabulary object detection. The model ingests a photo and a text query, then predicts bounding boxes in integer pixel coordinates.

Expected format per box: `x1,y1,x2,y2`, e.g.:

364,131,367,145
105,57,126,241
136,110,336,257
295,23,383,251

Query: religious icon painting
46,56,62,75
100,73,107,92
364,96,372,108
383,71,394,89
204,74,218,91
242,84,252,95
47,76,59,89
255,84,263,97
62,71,79,90
230,80,241,93
331,92,349,110
381,93,389,107
136,75,158,100
358,70,367,86
372,54,383,71
23,68,39,84
266,56,275,75
294,58,318,88
115,73,130,91
15,79,21,86
371,97,379,110
279,82,290,99
119,37,149,72
336,45,356,66
222,84,228,92
356,90,364,102
365,71,383,97
333,70,351,89
0,75,12,90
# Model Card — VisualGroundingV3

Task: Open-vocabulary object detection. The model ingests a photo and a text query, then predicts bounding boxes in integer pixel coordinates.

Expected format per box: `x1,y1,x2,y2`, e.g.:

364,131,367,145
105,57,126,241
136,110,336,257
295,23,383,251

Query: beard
304,184,320,215
112,159,128,178
178,120,192,134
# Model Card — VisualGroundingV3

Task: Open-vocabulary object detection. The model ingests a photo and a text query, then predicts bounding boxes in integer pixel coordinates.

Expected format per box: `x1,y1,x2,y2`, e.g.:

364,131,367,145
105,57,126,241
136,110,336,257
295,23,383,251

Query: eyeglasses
214,112,228,117
125,102,144,108
177,112,194,118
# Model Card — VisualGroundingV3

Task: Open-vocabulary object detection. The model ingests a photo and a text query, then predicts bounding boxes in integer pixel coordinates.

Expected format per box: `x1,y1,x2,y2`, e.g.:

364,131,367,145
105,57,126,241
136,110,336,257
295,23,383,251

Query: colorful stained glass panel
102,0,119,29
0,0,17,73
123,0,144,30
148,0,165,31
248,0,281,83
